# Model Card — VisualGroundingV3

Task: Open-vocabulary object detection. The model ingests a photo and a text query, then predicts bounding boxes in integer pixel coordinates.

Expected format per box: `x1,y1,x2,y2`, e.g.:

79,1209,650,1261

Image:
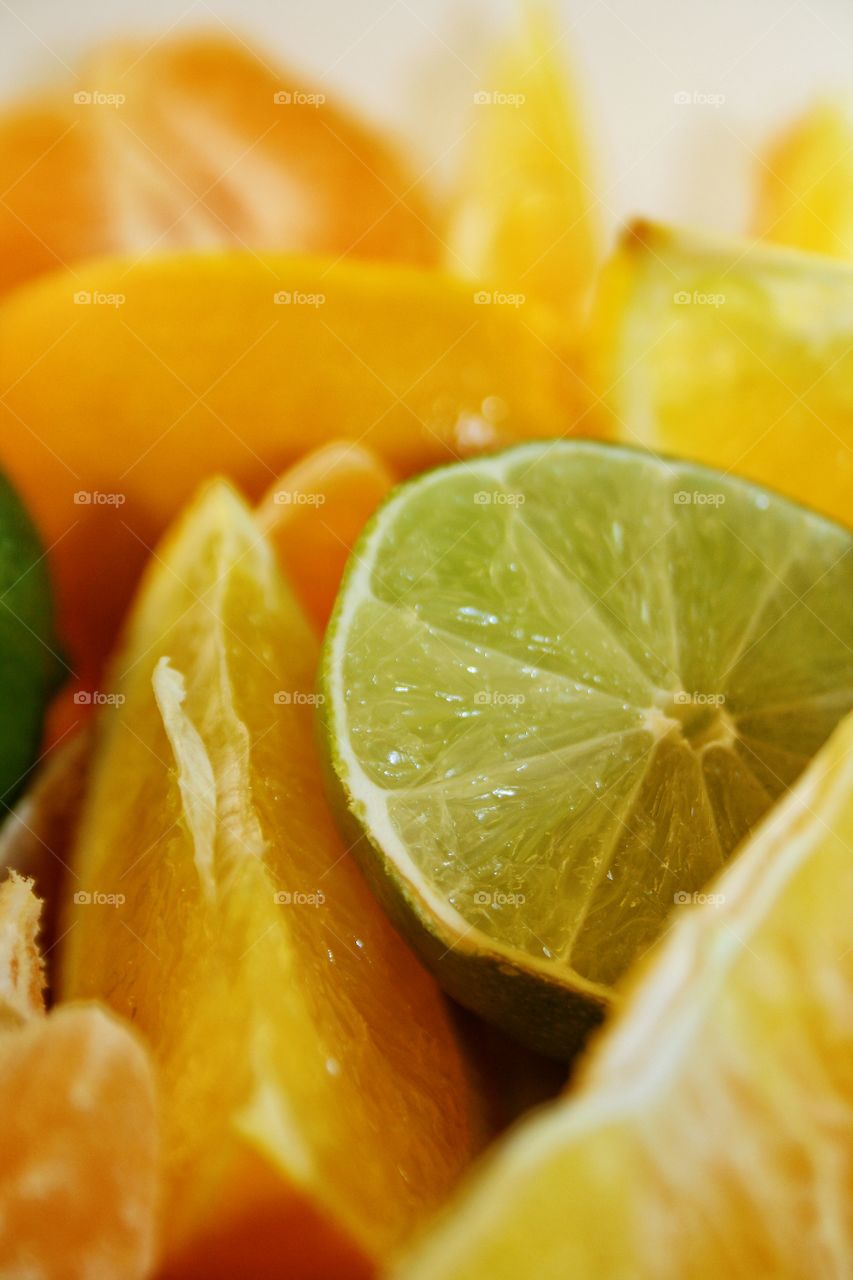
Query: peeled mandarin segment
81,33,439,268
257,440,396,632
447,2,599,325
0,1003,159,1280
397,709,853,1280
755,100,853,259
0,253,574,671
59,481,483,1276
0,33,437,297
589,220,853,526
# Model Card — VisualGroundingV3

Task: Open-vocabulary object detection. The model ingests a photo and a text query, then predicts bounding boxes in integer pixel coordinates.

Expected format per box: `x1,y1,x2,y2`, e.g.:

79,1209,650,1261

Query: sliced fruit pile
322,440,853,1053
396,708,853,1280
0,7,852,1280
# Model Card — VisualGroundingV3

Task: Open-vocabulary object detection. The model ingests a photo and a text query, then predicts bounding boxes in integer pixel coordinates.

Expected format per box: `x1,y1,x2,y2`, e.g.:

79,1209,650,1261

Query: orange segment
0,252,574,672
755,99,853,259
0,33,438,296
59,480,484,1276
447,2,599,325
257,440,396,631
0,874,159,1280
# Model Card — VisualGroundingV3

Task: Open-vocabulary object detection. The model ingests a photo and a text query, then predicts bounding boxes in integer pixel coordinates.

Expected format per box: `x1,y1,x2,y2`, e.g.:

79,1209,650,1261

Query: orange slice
59,480,484,1277
257,440,396,631
0,32,438,296
0,252,574,672
397,709,853,1279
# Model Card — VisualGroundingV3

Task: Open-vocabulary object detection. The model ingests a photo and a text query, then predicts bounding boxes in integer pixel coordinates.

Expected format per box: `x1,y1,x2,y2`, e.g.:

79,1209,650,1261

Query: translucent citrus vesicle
257,440,396,632
0,32,438,297
755,99,853,259
59,481,484,1277
447,2,599,326
0,874,159,1280
588,219,853,526
397,709,853,1279
0,252,576,673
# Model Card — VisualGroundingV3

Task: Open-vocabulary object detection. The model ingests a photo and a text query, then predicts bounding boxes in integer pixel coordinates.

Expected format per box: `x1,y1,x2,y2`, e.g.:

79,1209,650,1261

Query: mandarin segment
257,440,396,632
60,481,484,1276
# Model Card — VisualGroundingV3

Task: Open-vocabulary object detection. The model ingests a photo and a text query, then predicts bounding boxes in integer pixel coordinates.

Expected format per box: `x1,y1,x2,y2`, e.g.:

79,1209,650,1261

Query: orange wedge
257,440,396,631
0,252,574,672
755,99,853,259
0,873,159,1279
0,32,437,296
447,2,599,325
397,709,853,1279
59,480,484,1277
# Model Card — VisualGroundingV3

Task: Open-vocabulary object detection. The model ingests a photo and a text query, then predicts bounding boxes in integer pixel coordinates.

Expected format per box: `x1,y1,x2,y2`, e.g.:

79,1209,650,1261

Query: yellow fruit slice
755,99,853,259
397,708,853,1280
0,875,159,1280
0,252,575,671
447,2,598,324
59,481,483,1277
0,32,438,296
589,220,853,525
257,440,396,632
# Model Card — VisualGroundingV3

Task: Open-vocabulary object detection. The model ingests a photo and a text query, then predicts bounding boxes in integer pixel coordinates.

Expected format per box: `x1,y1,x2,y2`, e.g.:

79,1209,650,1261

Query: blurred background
3,0,853,240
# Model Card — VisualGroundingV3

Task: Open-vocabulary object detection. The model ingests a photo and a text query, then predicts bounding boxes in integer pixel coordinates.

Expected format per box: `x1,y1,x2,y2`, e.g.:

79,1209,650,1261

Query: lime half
320,442,853,1054
0,473,61,810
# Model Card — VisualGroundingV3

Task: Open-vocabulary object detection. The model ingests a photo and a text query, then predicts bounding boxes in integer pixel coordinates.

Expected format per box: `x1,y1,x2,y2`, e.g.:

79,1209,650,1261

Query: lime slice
0,474,60,809
320,441,853,1054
